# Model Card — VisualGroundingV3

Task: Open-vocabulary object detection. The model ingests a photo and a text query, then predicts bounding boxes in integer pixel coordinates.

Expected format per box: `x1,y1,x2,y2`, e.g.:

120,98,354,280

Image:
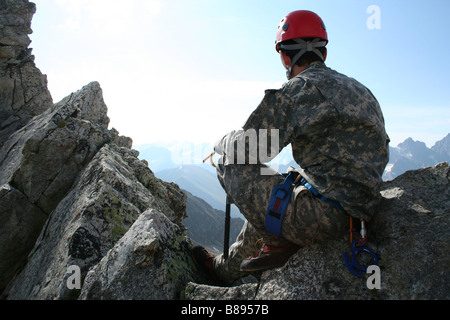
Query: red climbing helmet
275,10,328,79
275,10,328,52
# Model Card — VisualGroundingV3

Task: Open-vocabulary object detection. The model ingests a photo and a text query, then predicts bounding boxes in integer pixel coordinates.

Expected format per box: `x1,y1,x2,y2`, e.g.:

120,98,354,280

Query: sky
29,0,450,148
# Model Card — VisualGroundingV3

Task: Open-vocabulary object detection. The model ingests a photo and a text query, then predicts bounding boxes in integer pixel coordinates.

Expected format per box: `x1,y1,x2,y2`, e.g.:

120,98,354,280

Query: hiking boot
240,243,300,272
191,246,220,282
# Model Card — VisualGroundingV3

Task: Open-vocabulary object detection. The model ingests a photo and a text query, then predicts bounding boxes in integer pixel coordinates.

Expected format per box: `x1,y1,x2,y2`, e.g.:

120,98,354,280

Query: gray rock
1,0,449,302
1,82,112,213
0,0,53,147
0,1,192,297
185,162,450,300
0,81,116,293
3,143,187,299
79,208,199,300
0,183,47,293
185,282,258,300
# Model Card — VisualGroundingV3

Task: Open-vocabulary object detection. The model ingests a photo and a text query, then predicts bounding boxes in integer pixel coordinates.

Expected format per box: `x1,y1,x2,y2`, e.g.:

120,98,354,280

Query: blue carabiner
344,241,378,277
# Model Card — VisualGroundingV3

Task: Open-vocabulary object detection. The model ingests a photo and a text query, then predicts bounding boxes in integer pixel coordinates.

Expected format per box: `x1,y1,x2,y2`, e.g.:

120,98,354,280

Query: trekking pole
224,195,232,260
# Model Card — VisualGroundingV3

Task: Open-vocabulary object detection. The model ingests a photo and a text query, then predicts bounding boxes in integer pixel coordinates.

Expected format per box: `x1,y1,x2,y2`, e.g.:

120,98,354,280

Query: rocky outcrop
0,81,117,294
0,0,52,148
0,0,194,299
0,0,54,292
78,208,201,300
3,142,190,299
186,162,450,300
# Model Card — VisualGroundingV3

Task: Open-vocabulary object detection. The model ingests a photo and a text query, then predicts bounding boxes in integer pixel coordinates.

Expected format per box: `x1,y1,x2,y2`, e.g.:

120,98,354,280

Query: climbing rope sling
345,217,378,277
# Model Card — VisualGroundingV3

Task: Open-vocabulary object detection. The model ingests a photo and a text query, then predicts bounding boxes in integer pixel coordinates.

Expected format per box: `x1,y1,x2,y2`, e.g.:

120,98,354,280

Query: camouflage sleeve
214,85,300,166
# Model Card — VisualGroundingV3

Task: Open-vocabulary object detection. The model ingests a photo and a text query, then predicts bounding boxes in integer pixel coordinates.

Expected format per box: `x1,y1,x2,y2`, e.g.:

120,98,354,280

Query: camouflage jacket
215,61,390,221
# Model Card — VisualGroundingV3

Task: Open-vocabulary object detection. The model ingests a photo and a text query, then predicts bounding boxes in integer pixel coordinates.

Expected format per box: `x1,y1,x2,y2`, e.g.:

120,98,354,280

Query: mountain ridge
384,133,450,180
183,190,244,253
137,133,450,213
156,165,243,218
1,1,448,300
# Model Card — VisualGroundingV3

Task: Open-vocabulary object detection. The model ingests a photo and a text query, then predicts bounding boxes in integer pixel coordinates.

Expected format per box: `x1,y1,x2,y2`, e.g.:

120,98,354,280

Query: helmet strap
280,38,327,80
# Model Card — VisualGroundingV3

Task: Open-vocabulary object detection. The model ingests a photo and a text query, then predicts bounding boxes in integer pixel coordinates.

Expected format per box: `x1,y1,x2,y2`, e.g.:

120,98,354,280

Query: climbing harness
265,171,298,237
265,172,344,236
344,217,379,277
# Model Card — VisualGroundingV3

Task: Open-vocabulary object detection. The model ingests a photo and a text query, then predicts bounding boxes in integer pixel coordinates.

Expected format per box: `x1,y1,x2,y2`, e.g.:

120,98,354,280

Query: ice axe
223,195,232,260
203,151,231,260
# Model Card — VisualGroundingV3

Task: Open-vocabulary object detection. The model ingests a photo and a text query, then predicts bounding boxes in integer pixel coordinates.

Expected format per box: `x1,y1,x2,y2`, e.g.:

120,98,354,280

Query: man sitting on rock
192,10,389,285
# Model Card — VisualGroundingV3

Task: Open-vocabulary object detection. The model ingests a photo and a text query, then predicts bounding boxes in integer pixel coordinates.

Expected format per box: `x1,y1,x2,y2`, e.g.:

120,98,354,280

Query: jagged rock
1,0,449,302
0,2,144,292
3,143,187,299
0,183,47,294
79,208,200,300
0,81,118,293
185,162,450,300
0,1,194,300
0,0,53,147
1,82,111,212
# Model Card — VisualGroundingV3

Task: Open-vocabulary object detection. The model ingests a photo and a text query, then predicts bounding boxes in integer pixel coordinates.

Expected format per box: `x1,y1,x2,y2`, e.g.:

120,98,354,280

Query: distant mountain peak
383,133,450,180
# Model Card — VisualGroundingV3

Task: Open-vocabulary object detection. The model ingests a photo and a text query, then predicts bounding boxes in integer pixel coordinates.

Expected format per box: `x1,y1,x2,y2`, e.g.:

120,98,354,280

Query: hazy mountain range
137,133,449,211
135,134,449,248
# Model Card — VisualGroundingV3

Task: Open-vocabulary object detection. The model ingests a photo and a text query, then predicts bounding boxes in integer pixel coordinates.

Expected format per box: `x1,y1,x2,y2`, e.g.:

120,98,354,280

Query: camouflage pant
213,162,349,284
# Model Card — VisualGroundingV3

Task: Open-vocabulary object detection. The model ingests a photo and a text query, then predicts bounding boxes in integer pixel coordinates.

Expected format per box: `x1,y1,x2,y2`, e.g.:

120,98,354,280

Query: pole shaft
224,195,231,260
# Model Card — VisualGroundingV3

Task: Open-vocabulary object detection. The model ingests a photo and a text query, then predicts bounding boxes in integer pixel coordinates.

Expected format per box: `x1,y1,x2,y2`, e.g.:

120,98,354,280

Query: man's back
288,62,390,220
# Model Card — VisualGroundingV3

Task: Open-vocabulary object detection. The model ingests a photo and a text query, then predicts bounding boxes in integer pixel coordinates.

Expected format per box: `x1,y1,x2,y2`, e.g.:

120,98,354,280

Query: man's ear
280,51,291,68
